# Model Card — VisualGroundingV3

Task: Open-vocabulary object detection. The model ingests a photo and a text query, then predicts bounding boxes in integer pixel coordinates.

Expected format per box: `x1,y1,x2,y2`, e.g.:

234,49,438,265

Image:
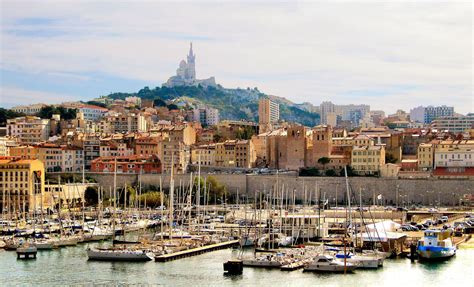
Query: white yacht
304,255,357,273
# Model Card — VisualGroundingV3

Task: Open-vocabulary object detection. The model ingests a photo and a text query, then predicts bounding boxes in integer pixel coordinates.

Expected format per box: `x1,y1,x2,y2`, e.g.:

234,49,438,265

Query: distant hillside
107,85,320,126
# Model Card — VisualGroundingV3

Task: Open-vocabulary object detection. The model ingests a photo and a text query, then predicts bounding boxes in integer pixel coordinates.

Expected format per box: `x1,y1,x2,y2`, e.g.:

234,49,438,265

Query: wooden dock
154,240,239,262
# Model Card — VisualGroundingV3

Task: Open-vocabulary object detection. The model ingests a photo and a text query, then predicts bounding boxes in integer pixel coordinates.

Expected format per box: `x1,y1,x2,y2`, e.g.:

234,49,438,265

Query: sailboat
87,157,154,262
331,167,383,269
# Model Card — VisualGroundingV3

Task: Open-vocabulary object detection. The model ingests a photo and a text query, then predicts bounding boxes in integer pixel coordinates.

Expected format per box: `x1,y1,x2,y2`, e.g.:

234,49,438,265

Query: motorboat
304,255,357,273
335,252,382,269
86,247,154,262
417,229,456,260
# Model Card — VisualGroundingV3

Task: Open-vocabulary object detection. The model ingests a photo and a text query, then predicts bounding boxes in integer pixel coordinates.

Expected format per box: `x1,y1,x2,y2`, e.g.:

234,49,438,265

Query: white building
193,106,220,127
7,116,50,144
77,105,108,121
0,137,18,156
11,103,47,115
434,140,474,168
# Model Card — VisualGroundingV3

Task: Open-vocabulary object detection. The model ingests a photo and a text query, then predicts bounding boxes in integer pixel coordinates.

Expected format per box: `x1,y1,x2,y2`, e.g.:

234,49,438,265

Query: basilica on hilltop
163,43,216,88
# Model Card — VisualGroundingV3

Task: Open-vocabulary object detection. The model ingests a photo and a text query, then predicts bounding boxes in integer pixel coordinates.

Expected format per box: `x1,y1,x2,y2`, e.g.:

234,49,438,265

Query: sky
0,0,472,114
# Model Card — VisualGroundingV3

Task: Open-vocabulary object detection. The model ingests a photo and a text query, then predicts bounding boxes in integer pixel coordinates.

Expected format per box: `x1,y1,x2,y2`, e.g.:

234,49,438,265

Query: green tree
137,191,168,208
325,169,337,176
299,167,319,176
203,176,227,204
0,108,25,127
318,157,331,170
84,186,99,206
38,106,77,120
385,153,397,164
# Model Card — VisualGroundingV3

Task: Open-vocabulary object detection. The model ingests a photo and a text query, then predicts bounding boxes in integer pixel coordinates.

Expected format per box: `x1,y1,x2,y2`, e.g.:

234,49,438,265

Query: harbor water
0,243,472,286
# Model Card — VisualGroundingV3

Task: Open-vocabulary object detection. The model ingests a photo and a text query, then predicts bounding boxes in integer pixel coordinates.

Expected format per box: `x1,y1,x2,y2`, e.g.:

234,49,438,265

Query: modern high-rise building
319,101,370,127
409,105,454,124
258,98,279,133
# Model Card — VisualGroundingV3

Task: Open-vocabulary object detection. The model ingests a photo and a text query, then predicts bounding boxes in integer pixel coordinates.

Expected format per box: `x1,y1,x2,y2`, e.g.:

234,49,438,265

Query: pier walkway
155,240,239,262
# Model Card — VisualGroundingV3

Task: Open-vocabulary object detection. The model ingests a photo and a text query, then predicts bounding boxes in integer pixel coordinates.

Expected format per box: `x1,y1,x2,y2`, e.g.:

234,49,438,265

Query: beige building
11,103,47,115
0,158,45,213
351,145,386,175
380,163,401,178
159,125,197,173
7,116,50,144
191,144,216,166
105,113,148,134
0,137,19,156
10,143,84,172
215,139,256,168
417,143,434,171
258,98,279,133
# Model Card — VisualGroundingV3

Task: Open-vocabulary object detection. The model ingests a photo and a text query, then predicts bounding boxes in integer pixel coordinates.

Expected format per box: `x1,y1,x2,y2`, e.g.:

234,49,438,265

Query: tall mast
169,155,175,239
112,157,117,244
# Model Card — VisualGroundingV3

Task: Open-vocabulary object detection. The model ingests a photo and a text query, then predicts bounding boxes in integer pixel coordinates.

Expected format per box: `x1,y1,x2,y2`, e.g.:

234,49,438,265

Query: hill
107,85,320,126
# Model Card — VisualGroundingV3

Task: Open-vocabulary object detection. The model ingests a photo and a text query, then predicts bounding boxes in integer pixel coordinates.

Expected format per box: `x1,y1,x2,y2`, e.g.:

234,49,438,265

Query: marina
0,244,472,286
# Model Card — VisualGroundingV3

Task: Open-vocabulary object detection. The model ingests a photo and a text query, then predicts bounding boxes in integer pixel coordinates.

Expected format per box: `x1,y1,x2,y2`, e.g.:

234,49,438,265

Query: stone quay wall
66,172,473,206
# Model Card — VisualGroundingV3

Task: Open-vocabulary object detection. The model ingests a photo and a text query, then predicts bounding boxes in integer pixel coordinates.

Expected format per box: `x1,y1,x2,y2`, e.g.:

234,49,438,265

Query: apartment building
0,157,45,213
10,144,84,172
258,98,279,133
351,145,386,175
417,143,434,171
434,140,474,168
91,155,161,174
7,116,50,144
191,144,216,166
431,115,474,133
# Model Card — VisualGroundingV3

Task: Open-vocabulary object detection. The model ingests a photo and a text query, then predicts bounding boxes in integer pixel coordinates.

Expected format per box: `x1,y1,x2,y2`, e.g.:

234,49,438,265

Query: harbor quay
62,172,473,206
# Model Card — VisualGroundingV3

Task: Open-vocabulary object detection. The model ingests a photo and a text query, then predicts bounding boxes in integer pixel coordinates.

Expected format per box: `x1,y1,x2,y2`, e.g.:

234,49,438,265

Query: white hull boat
304,255,357,273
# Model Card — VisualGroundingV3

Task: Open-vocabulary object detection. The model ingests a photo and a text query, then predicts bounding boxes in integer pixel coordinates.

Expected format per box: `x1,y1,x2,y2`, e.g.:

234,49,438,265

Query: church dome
179,60,187,68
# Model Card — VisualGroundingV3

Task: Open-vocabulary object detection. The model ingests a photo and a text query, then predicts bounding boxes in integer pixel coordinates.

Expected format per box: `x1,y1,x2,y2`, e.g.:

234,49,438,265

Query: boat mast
169,155,175,240
112,157,117,244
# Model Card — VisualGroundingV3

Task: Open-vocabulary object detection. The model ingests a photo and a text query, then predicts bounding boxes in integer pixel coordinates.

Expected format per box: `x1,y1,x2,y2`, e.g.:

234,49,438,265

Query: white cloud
0,86,78,107
0,0,472,114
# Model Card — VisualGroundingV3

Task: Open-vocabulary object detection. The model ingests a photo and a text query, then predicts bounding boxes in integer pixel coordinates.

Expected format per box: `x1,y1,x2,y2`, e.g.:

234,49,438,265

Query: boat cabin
418,229,453,248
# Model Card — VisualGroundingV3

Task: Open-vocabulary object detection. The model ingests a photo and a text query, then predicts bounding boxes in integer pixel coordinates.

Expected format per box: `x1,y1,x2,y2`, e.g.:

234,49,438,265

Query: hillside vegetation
108,85,320,126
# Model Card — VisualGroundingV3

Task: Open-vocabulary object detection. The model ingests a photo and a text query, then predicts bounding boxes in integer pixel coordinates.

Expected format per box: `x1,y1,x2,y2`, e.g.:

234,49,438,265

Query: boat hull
417,246,456,260
87,248,154,262
304,264,357,272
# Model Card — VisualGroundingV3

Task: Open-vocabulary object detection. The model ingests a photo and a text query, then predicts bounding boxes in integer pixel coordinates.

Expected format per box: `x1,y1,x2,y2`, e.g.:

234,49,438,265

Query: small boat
335,252,382,269
34,239,56,250
417,229,456,260
304,255,357,273
86,247,154,262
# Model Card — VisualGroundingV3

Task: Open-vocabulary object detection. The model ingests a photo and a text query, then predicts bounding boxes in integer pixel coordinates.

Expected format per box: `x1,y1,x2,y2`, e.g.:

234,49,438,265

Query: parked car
440,216,449,223
416,224,427,230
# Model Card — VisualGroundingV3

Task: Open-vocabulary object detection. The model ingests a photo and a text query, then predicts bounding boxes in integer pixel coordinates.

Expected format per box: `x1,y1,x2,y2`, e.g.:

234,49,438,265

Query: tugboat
417,229,456,260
